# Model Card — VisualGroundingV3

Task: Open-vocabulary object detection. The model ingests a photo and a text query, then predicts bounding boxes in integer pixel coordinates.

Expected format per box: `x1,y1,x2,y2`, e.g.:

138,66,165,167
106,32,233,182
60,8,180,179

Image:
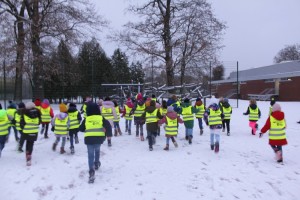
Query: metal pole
151,55,154,95
3,59,7,109
209,62,212,98
63,62,65,102
92,59,94,102
237,61,239,108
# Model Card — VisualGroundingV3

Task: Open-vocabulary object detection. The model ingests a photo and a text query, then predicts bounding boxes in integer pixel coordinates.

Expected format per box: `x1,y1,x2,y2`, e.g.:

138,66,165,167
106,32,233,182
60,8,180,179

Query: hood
222,102,230,108
24,108,40,119
166,112,178,120
41,103,50,109
57,112,68,120
102,101,114,108
166,99,176,107
86,102,101,116
68,106,78,113
145,106,156,113
250,104,257,110
34,99,41,106
271,111,284,120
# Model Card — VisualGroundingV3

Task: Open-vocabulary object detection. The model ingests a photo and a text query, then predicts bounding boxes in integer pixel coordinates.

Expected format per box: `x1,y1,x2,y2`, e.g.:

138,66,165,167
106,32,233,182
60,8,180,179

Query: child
204,97,223,153
259,103,287,163
14,102,26,152
20,102,41,165
79,102,112,183
194,98,205,135
113,100,122,136
51,103,70,154
122,98,134,135
177,98,198,144
68,103,82,154
40,99,54,138
7,101,19,142
141,100,163,151
218,97,225,132
222,98,232,136
159,106,183,151
130,93,146,141
0,110,10,158
243,99,261,135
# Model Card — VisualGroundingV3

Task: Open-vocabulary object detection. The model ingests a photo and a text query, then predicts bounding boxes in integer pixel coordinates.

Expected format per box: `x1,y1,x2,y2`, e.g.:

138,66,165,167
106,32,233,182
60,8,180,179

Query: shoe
60,147,66,154
200,129,203,135
88,170,95,184
188,136,192,144
18,147,24,153
214,142,219,153
70,147,75,154
75,136,79,144
149,146,153,151
108,139,112,147
140,135,145,141
163,144,169,151
227,132,230,136
173,141,178,148
251,130,255,135
276,150,283,162
185,135,188,140
52,143,57,151
94,162,101,170
26,152,32,166
114,129,118,137
297,121,300,124
210,144,214,150
44,134,49,139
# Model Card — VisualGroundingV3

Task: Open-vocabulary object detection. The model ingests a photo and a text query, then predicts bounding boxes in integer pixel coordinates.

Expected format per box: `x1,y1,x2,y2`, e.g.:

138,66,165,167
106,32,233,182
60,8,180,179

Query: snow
0,100,300,200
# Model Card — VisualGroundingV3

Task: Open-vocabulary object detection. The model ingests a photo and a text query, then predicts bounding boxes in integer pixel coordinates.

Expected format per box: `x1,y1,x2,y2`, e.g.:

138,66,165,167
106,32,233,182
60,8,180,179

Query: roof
212,60,300,84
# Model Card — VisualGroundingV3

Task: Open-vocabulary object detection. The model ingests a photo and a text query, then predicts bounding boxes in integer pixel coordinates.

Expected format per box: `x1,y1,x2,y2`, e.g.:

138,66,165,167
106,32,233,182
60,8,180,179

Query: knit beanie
59,103,68,113
69,103,76,108
25,102,36,109
272,103,281,112
18,102,25,109
43,99,50,105
167,106,174,113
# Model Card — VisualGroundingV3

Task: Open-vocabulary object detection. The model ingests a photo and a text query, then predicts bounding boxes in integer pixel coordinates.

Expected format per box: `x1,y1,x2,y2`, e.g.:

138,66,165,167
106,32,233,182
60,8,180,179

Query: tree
129,61,145,84
212,65,224,81
111,49,131,83
274,44,300,63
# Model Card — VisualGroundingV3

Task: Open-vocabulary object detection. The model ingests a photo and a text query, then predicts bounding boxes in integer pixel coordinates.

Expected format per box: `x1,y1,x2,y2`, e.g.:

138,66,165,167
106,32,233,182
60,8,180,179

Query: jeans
223,119,230,133
113,122,120,129
69,129,78,147
8,126,19,141
185,128,193,137
197,118,203,130
87,144,101,171
210,129,221,145
147,130,157,147
136,123,144,136
54,136,66,147
125,120,132,132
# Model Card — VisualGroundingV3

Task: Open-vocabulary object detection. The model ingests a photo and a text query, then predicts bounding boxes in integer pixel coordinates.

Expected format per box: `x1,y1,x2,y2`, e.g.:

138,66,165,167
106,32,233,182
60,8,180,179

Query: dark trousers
8,126,19,141
271,145,282,153
69,129,78,147
147,130,157,147
25,140,35,155
18,130,25,149
223,119,231,133
42,123,50,135
0,135,7,151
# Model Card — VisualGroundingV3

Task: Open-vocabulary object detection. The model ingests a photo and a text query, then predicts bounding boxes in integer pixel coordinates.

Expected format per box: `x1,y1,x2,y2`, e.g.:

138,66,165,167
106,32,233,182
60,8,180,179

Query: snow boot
149,146,153,151
227,132,230,136
214,142,219,153
210,144,214,150
18,147,24,153
94,162,101,170
60,147,66,154
125,127,128,132
108,139,112,147
88,169,95,184
114,129,118,137
173,141,178,148
200,129,204,135
70,147,75,154
52,143,57,151
276,150,283,163
118,128,122,136
163,144,169,151
188,136,192,144
26,152,31,166
44,133,49,139
185,135,188,140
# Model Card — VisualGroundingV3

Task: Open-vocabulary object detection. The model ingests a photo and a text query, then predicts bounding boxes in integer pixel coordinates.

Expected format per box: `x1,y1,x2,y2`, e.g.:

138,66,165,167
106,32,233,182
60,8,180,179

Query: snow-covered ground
0,99,299,200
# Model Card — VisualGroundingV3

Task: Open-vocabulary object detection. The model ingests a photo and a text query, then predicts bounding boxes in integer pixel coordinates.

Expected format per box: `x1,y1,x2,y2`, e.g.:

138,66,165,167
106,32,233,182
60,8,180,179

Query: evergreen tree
129,61,145,83
111,49,131,83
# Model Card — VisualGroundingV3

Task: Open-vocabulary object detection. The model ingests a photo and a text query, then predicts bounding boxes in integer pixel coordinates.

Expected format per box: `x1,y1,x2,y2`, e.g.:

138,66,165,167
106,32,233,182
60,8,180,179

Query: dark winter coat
260,111,287,146
79,102,112,145
141,102,163,132
222,102,232,114
244,104,261,122
20,108,41,141
178,102,199,128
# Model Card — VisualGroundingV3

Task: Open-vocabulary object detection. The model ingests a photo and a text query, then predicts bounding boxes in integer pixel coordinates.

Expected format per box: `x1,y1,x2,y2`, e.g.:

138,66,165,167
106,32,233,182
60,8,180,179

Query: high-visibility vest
269,116,286,140
68,111,80,129
151,98,157,102
208,109,222,125
145,109,158,124
7,108,16,126
85,115,105,137
160,108,167,116
0,115,9,136
82,104,87,117
23,115,39,134
124,105,133,120
101,107,114,120
223,106,232,120
14,112,22,131
40,107,51,122
182,106,194,121
113,106,120,122
269,106,273,116
249,107,259,121
54,116,69,135
134,104,145,117
165,116,178,136
35,105,41,110
195,104,205,118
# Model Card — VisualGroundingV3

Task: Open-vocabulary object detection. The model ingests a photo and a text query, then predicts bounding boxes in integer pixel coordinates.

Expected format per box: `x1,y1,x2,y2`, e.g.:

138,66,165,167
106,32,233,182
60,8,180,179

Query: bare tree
274,44,300,63
115,0,225,88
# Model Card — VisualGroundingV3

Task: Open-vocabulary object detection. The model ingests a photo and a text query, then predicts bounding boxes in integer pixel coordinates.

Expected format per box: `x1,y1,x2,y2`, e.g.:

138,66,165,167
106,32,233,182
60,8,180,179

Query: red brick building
211,60,300,101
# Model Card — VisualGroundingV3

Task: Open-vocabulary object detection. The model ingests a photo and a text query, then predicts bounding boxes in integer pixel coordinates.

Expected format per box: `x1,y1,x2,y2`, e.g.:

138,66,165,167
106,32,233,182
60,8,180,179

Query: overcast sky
91,0,300,70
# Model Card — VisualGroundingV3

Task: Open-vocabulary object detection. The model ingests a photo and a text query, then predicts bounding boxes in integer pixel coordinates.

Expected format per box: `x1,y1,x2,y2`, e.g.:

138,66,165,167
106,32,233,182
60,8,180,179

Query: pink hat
272,103,281,112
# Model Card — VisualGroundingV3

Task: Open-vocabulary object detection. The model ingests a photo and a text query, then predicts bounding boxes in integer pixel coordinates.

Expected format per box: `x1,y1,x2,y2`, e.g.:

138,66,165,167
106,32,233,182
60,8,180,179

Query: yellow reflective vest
195,104,205,118
124,105,133,120
208,109,222,125
85,115,105,137
7,108,16,126
23,115,40,134
113,106,120,122
41,107,51,122
68,111,80,129
249,107,259,121
145,109,158,124
223,106,232,120
14,112,22,131
182,106,194,121
54,116,69,135
165,116,178,136
269,116,286,140
0,115,9,136
160,108,167,116
101,107,114,120
134,104,145,117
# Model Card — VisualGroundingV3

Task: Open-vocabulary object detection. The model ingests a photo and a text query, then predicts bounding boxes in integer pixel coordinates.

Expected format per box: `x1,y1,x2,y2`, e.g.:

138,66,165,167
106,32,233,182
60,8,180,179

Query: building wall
278,76,300,101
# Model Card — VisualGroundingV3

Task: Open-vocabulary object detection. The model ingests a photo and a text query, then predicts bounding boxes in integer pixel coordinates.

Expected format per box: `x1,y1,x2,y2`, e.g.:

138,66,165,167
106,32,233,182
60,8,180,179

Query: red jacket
260,111,287,146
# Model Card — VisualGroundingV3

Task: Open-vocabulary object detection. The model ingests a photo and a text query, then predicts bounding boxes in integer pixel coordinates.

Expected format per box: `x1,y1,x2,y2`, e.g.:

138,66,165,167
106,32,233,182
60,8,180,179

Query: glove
51,126,55,132
259,133,263,138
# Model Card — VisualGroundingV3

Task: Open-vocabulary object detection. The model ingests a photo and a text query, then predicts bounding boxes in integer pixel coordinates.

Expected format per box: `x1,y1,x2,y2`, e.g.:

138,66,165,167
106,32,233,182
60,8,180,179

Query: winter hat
224,98,229,103
184,98,190,103
86,102,100,116
196,97,202,102
0,110,6,120
167,106,174,113
96,99,103,106
59,103,68,113
272,103,281,112
8,102,17,109
137,93,143,101
25,102,36,109
18,102,25,109
69,103,76,108
34,98,41,106
42,99,50,105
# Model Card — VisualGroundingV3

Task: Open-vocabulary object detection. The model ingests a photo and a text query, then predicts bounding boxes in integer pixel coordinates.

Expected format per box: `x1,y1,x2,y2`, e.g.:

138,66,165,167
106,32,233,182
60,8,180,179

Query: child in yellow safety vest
194,98,205,135
40,99,54,138
0,110,10,158
67,103,82,154
7,101,19,142
222,98,232,136
121,98,134,135
51,104,70,154
113,100,123,136
259,103,287,163
243,99,261,135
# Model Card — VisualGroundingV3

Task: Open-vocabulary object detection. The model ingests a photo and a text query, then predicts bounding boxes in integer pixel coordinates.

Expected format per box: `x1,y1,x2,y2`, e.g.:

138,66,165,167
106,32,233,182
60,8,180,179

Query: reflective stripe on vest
146,109,158,124
85,115,105,137
208,109,222,125
249,107,259,121
41,107,51,122
124,105,133,120
134,104,145,117
83,104,87,117
54,116,69,135
195,105,205,118
165,116,178,135
23,115,39,134
68,111,80,129
223,107,232,120
182,106,194,121
101,107,113,120
0,116,9,135
160,108,167,116
113,106,120,122
14,112,22,131
269,116,286,140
